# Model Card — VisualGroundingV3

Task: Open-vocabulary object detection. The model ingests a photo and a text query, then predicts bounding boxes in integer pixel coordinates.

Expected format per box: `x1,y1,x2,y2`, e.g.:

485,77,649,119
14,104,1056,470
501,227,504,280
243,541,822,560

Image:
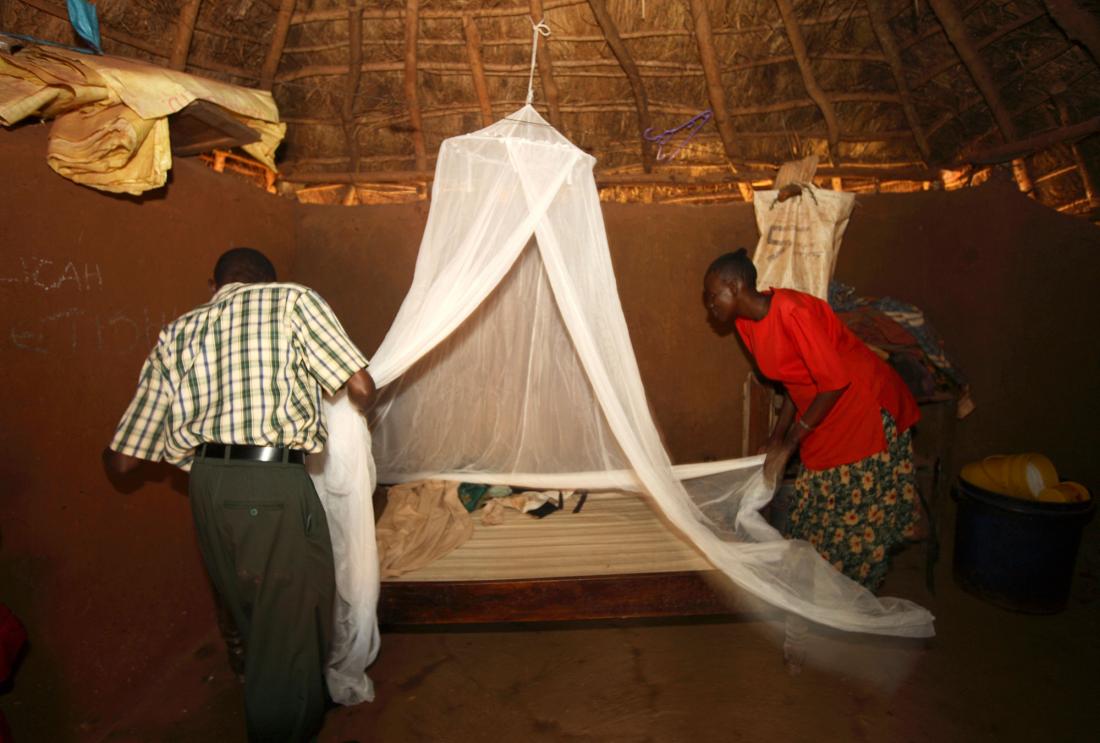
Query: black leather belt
198,443,306,464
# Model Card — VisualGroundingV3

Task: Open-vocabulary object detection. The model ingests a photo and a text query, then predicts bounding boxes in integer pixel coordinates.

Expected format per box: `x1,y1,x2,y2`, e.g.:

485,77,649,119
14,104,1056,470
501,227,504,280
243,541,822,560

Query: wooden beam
17,0,162,57
1053,92,1099,206
285,103,915,139
687,0,741,166
292,0,584,24
774,0,840,157
404,0,427,172
927,0,1017,140
926,42,1074,138
911,10,1045,89
962,116,1100,164
462,14,494,127
864,1,932,162
586,0,653,172
1042,0,1100,67
342,2,363,173
169,0,202,70
280,164,941,186
261,0,296,89
927,0,1034,192
897,0,984,50
529,0,562,128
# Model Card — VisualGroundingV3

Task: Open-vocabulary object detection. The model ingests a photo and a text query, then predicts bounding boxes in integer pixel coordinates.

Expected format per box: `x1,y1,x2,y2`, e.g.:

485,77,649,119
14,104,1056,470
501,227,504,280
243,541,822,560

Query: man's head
703,248,756,323
212,247,277,289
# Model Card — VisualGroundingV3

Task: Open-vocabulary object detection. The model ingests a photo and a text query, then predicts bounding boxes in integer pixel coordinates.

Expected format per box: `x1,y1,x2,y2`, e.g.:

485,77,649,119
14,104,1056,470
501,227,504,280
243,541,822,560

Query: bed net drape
308,106,934,705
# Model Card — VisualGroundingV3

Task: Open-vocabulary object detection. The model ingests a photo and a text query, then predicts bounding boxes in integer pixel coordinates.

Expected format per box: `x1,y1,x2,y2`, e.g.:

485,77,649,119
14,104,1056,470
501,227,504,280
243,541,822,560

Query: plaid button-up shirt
110,282,369,469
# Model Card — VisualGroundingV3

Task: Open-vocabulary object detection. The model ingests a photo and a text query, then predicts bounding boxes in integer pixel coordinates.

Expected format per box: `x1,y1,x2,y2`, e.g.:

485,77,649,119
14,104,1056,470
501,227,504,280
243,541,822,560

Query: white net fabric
311,106,934,705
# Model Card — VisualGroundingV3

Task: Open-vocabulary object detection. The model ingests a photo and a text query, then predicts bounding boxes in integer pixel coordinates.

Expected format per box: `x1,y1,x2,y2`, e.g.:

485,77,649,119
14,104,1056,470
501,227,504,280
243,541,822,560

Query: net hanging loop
526,17,551,106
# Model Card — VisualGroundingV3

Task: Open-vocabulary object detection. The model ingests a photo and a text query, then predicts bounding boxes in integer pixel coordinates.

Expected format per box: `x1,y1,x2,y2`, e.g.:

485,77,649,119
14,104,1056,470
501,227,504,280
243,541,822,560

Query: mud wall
836,177,1100,486
3,122,1098,739
292,200,761,466
0,124,296,738
294,183,1100,488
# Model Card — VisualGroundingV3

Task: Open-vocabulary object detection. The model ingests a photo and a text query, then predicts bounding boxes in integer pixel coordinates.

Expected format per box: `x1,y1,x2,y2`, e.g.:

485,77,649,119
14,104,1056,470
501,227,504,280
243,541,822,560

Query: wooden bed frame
375,490,741,625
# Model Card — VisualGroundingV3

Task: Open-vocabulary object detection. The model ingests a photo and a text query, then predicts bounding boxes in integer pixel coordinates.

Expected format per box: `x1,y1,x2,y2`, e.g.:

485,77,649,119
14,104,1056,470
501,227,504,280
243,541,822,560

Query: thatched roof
4,0,1100,215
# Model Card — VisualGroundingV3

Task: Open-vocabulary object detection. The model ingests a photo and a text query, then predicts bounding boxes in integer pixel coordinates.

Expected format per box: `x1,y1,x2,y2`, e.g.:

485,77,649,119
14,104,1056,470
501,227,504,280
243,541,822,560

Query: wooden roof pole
774,0,840,159
529,0,563,128
927,0,1032,193
343,1,363,172
686,0,737,164
964,115,1100,163
261,0,297,89
280,163,942,185
1042,0,1100,67
462,14,495,127
686,0,753,200
404,0,428,172
169,0,202,70
1053,93,1099,207
863,1,932,163
586,0,654,172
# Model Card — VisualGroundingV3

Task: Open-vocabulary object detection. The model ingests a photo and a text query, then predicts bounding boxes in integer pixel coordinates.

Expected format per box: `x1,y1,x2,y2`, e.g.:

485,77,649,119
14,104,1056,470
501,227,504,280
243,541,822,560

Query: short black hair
706,248,756,288
213,247,277,286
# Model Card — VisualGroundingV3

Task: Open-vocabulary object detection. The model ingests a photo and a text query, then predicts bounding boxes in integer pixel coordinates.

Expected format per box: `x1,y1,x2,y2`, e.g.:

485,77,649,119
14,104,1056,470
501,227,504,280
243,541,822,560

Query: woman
703,248,920,591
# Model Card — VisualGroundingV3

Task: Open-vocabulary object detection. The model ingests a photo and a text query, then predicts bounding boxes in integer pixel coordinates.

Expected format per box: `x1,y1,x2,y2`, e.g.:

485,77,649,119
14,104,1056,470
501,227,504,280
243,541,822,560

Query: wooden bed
376,491,739,625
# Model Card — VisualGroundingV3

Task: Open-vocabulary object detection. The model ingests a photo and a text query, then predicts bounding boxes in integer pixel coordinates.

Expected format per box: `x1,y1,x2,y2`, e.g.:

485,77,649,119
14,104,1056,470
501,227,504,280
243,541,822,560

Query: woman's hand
762,440,796,489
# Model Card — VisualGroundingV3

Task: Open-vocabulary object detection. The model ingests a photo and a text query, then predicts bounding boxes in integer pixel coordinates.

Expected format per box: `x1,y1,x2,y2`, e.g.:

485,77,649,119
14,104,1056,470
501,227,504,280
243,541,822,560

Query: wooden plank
378,571,741,624
260,0,296,89
168,100,261,156
586,0,653,172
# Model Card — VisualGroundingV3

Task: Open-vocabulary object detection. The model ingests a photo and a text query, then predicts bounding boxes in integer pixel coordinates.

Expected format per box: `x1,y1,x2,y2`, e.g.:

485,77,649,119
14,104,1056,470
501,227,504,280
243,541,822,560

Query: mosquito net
310,105,934,705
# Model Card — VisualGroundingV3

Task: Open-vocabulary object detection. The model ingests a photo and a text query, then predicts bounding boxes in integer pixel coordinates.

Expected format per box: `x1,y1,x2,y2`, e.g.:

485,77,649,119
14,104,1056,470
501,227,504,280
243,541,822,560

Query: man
703,249,919,592
104,247,375,741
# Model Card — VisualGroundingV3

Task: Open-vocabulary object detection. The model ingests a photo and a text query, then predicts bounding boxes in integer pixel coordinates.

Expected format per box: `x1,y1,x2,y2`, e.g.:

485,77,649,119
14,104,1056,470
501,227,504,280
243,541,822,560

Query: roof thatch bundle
3,0,1099,216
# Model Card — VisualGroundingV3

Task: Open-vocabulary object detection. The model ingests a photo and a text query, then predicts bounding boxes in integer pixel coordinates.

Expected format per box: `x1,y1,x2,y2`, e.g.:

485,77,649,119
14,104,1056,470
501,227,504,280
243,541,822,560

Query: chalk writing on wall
0,256,104,293
8,307,178,355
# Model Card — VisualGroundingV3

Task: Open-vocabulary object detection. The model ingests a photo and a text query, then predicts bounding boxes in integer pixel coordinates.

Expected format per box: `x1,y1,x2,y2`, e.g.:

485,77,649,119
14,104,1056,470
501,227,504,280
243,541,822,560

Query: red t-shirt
735,289,919,470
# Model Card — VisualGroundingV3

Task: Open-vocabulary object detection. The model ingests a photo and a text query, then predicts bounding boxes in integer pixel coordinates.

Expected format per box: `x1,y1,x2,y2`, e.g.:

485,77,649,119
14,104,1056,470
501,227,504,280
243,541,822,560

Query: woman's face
703,272,736,324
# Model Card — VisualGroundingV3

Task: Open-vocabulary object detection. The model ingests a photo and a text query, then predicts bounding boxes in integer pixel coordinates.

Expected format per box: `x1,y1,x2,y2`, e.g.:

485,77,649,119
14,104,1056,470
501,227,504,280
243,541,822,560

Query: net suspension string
525,17,551,106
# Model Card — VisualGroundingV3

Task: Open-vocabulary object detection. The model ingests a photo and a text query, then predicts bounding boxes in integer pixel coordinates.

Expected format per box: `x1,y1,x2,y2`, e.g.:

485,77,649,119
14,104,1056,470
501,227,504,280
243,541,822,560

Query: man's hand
346,368,377,415
103,447,142,475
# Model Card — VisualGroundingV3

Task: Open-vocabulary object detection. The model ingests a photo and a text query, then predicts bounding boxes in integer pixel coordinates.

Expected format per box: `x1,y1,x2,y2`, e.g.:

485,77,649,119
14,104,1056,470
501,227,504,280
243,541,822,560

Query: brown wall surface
0,124,295,739
292,200,760,466
835,177,1100,486
4,124,1099,741
293,182,1100,486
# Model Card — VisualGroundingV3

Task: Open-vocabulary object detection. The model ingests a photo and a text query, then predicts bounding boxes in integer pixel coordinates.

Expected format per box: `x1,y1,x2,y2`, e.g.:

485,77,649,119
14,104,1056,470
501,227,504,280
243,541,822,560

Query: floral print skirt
786,410,919,591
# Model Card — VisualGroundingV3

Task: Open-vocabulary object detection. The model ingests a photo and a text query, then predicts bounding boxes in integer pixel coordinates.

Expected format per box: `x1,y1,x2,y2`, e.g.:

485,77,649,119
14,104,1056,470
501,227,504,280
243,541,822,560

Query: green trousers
190,458,335,743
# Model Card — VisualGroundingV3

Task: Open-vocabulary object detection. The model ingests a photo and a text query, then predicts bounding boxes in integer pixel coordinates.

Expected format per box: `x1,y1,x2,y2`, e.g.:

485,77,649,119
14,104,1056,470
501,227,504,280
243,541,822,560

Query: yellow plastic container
975,453,1058,500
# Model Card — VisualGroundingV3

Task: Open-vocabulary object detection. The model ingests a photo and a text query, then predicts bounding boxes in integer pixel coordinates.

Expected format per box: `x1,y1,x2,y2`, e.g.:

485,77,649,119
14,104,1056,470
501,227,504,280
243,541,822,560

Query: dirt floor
6,510,1096,743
